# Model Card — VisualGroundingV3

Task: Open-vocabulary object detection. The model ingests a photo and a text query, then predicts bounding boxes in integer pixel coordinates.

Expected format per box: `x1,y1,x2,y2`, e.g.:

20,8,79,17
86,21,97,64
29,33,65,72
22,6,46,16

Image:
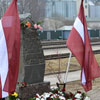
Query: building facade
76,0,89,17
45,0,77,19
89,1,100,18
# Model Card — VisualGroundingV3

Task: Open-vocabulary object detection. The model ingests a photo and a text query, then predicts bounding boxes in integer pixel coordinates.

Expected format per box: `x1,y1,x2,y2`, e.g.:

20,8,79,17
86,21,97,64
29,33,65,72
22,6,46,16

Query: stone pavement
43,44,100,100
44,71,100,100
43,45,100,56
44,70,81,85
88,88,100,100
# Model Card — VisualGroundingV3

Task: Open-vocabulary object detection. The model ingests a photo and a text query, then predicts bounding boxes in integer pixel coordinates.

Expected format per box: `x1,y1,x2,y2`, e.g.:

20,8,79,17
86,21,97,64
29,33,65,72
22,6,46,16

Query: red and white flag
67,0,100,92
0,0,20,98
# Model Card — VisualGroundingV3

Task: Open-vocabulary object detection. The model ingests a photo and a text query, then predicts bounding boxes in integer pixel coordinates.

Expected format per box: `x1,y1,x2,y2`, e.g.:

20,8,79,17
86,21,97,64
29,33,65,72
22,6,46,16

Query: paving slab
44,71,100,100
44,70,81,85
43,45,100,56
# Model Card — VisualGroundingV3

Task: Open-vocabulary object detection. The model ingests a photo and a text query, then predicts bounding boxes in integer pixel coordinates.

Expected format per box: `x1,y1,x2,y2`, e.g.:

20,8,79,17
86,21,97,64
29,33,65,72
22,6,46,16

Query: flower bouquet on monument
20,20,43,31
28,87,90,100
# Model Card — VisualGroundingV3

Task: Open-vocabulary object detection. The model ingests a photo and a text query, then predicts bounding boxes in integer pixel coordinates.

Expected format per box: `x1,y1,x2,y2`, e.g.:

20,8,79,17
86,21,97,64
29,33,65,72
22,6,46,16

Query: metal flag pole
64,51,72,84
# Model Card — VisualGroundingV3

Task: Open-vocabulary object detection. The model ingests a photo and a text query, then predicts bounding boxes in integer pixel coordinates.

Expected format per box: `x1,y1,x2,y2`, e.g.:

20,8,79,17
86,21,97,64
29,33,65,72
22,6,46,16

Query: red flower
73,98,77,100
70,92,74,97
35,95,38,98
23,82,27,86
65,93,69,98
47,97,51,100
50,94,53,97
20,86,24,88
77,91,81,94
55,90,58,93
21,82,24,84
61,88,65,92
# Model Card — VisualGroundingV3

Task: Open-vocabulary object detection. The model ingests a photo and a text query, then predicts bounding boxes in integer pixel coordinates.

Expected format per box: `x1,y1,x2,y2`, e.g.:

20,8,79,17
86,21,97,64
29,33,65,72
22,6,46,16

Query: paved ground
44,45,100,100
43,45,100,56
44,70,100,100
44,70,81,85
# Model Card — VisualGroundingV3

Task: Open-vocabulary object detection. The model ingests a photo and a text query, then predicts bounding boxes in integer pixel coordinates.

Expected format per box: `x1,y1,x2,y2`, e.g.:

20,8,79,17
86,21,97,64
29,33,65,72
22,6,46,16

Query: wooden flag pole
64,52,72,84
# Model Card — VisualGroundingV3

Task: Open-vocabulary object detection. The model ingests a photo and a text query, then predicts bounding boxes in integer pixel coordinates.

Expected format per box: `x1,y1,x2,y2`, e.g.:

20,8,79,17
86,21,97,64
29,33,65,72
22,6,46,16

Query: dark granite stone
18,16,48,100
18,82,50,100
18,18,45,84
24,64,45,84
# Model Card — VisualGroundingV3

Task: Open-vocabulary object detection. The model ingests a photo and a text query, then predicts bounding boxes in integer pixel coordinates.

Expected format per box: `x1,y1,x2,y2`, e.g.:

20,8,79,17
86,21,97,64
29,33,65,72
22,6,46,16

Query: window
85,5,87,9
85,0,87,3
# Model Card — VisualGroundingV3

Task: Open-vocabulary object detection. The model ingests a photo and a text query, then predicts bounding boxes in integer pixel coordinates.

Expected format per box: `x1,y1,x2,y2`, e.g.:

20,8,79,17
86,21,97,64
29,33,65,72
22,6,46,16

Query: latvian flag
0,0,20,98
67,0,100,92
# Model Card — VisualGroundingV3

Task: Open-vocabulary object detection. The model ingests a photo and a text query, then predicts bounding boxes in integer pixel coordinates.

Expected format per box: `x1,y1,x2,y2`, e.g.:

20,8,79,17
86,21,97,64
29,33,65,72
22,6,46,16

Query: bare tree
18,0,25,14
0,0,46,22
17,0,46,22
22,0,46,22
0,0,12,18
0,0,7,18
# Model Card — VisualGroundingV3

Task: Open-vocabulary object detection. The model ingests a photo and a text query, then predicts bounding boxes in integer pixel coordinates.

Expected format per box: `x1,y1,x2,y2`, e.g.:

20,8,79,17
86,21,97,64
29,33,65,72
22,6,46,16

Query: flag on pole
67,0,100,92
0,0,20,98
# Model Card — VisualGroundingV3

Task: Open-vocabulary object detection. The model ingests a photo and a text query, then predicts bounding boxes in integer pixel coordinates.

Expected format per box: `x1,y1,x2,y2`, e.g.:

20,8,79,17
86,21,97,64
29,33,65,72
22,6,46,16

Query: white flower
33,89,91,100
50,96,54,98
75,93,82,99
36,98,40,100
42,93,50,99
16,98,20,100
58,91,63,95
50,87,58,90
59,96,66,100
41,98,44,100
84,96,91,100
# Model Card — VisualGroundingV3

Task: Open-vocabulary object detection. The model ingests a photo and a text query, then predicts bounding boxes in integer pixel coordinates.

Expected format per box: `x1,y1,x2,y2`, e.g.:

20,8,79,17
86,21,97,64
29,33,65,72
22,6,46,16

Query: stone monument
19,13,45,84
17,13,50,100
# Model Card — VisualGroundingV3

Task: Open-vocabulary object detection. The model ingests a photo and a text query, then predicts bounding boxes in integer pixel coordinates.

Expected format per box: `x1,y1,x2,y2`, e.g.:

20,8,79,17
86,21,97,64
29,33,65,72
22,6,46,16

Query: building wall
89,5,100,18
76,0,89,17
45,0,76,19
84,0,89,17
76,0,81,14
38,29,100,40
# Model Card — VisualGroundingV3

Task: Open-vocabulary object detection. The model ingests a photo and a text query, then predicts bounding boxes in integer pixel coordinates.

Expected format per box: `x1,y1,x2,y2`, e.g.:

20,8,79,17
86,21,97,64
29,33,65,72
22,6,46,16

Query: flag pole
64,51,72,84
